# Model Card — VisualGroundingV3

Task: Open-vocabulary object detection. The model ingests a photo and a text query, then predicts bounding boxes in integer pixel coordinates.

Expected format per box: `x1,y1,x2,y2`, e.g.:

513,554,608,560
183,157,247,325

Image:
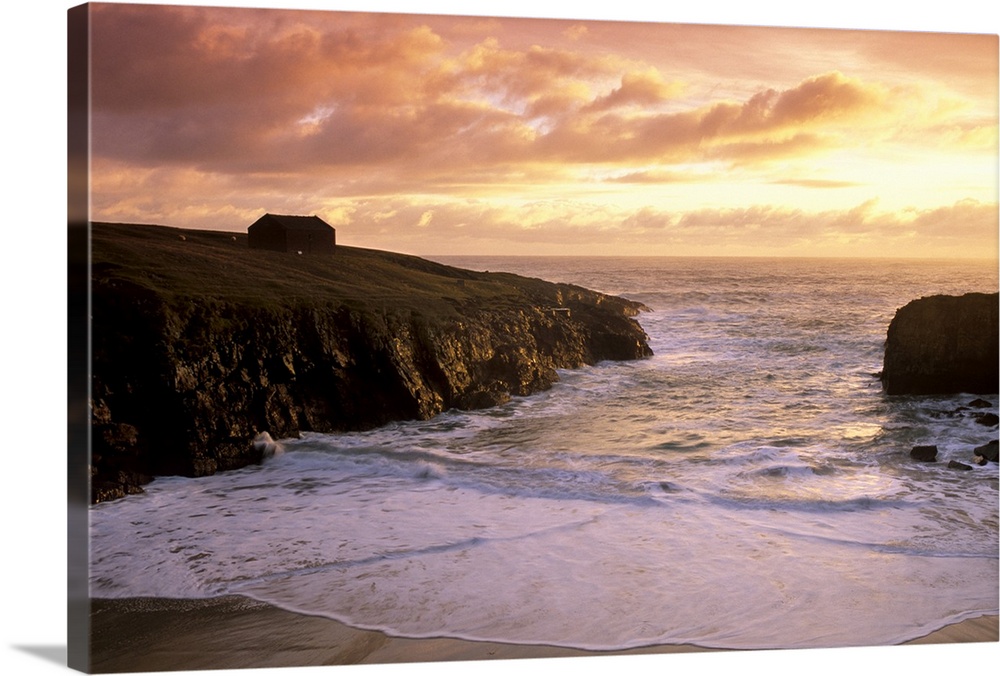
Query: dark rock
910,445,938,462
948,460,973,471
90,246,653,502
974,440,999,462
974,413,999,427
967,398,994,408
881,293,999,395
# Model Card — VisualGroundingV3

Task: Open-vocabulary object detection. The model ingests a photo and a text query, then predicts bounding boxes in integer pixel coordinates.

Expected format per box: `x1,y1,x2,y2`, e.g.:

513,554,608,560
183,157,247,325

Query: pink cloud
84,4,996,260
584,70,680,112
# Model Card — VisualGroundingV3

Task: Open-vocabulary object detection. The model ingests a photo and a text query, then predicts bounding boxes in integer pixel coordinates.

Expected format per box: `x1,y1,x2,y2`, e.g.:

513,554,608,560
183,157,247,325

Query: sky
85,1,999,258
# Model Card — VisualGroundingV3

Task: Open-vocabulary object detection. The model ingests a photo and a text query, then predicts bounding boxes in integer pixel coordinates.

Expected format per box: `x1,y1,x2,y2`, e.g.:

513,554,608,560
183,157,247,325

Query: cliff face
881,292,998,395
89,224,652,502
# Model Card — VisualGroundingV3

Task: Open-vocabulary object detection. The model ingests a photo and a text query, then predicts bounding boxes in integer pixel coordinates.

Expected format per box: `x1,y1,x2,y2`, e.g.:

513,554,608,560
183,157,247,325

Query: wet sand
87,596,998,673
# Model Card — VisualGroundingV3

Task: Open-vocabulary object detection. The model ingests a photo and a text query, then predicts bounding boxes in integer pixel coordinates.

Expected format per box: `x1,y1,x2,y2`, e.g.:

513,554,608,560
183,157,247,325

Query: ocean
88,256,999,651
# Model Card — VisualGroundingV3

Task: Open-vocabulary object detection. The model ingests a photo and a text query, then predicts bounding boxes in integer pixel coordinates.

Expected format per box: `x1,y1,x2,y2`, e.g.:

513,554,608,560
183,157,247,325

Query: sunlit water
90,257,999,650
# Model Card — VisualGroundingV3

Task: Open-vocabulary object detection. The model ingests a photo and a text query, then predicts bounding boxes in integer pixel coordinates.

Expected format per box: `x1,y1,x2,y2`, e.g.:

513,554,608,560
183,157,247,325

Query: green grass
91,222,569,318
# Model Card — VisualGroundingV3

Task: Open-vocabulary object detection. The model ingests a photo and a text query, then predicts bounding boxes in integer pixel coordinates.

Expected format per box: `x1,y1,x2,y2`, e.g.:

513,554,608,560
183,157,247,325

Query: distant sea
90,256,999,650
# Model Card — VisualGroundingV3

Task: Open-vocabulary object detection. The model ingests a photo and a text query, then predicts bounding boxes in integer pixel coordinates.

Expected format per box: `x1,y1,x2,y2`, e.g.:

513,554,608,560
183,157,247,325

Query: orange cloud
85,5,997,260
771,179,864,189
562,24,589,42
584,70,682,111
607,169,709,184
762,72,886,127
89,3,983,180
332,196,998,258
453,37,619,105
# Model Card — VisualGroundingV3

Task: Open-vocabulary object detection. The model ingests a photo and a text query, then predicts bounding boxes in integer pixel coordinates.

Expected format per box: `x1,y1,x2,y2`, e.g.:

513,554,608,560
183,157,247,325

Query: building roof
252,214,334,232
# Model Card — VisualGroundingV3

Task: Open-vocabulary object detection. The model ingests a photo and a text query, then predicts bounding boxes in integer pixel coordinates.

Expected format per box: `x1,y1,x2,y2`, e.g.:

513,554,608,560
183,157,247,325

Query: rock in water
881,293,998,395
910,445,938,462
975,412,1000,427
974,440,999,463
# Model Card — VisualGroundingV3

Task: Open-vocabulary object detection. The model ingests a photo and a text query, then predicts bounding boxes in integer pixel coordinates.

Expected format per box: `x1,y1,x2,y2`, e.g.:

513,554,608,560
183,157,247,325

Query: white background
2,1,997,675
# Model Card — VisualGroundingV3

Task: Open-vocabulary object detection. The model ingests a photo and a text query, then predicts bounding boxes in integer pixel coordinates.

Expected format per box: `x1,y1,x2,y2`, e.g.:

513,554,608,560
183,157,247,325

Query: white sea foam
252,431,283,458
89,256,999,650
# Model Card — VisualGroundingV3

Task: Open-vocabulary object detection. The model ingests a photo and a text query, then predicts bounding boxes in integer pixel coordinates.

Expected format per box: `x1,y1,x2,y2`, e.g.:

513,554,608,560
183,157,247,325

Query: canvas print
67,1,999,673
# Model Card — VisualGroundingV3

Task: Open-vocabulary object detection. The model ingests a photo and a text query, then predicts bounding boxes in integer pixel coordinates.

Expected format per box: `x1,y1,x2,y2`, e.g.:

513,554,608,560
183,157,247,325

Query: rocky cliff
89,223,652,502
881,292,998,395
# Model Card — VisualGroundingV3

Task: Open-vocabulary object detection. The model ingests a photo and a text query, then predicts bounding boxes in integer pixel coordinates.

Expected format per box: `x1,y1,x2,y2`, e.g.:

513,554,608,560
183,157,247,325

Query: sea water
89,257,999,650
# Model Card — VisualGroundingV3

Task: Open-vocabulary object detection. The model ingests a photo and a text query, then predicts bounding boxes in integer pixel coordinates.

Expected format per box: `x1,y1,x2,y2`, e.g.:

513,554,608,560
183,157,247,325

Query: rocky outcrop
90,246,652,502
974,440,999,463
881,293,999,395
910,445,938,462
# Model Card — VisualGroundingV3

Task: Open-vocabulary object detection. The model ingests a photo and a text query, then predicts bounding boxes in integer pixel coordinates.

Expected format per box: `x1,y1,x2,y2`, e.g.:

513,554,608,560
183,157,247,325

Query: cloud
541,71,897,165
762,72,887,127
449,36,622,107
85,5,997,260
331,196,999,258
606,169,709,184
89,147,997,260
770,178,864,189
584,69,682,112
90,4,984,184
89,5,460,169
889,198,1000,243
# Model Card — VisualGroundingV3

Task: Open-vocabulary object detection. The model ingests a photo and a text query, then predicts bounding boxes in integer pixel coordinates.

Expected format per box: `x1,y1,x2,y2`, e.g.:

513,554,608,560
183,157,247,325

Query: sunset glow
86,2,999,257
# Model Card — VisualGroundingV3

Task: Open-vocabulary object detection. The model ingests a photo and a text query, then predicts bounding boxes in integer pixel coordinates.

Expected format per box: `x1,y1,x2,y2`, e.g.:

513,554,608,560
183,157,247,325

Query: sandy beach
87,595,998,673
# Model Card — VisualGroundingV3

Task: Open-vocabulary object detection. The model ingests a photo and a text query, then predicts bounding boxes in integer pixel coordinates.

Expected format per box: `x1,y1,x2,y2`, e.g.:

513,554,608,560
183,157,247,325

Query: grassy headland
91,222,597,318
